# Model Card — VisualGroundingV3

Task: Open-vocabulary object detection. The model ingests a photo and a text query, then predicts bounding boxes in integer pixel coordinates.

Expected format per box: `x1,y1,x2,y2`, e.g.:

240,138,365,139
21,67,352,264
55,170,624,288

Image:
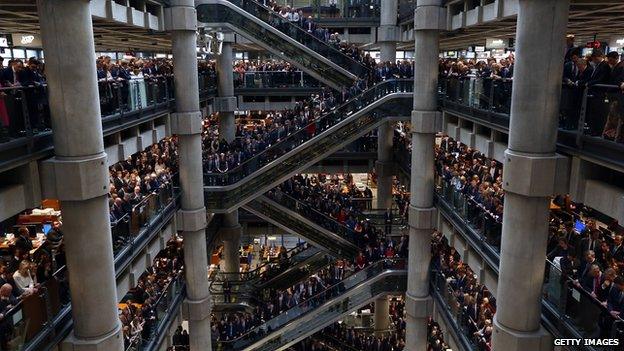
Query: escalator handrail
208,243,313,291
263,191,358,240
210,250,333,299
265,191,387,244
220,0,370,76
203,79,413,184
215,258,406,348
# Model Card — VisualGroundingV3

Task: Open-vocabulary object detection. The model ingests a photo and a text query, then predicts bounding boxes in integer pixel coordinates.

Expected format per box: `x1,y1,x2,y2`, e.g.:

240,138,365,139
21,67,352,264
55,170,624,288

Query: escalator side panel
248,271,407,351
196,0,355,89
243,196,359,259
257,251,334,290
204,92,412,212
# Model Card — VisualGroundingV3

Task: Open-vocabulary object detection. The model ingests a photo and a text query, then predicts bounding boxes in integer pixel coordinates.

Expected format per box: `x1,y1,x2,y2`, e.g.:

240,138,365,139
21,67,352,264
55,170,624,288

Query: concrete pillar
167,1,212,350
376,123,394,210
216,40,237,141
375,0,398,211
492,1,568,350
378,0,398,63
405,1,444,350
221,211,242,275
374,296,390,336
36,1,123,350
216,38,242,276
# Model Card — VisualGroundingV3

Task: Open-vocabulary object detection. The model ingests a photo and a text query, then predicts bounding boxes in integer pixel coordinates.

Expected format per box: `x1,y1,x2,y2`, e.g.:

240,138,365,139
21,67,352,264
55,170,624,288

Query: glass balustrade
292,0,381,19
209,246,331,304
233,71,321,89
203,79,413,211
434,179,503,251
211,243,318,283
438,76,624,163
197,0,369,87
246,196,360,258
1,74,217,148
264,192,358,243
6,180,179,350
214,259,406,350
124,275,186,351
432,175,624,347
430,270,486,351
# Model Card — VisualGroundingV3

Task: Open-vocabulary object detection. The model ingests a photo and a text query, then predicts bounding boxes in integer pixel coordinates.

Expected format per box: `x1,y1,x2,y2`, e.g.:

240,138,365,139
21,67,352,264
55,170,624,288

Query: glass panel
203,79,413,210
245,196,360,258
215,259,406,350
234,71,321,88
197,0,369,86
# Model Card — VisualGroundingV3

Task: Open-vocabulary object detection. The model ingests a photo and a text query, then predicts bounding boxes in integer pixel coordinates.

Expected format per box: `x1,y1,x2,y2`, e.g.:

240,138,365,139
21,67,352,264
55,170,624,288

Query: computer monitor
42,224,52,235
574,219,586,233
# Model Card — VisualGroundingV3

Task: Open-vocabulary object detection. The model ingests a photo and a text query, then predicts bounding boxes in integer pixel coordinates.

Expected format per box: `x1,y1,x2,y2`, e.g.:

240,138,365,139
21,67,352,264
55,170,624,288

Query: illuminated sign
486,37,508,49
20,35,35,45
11,33,41,48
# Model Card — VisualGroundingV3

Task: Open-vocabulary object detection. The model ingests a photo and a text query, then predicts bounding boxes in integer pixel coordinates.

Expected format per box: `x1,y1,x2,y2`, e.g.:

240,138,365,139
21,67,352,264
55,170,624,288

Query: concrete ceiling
0,0,172,53
434,0,624,51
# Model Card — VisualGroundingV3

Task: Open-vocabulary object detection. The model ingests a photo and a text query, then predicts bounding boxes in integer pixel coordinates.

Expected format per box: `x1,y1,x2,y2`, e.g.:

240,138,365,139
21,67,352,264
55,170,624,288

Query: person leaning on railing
432,230,496,350
108,137,178,223
119,237,184,348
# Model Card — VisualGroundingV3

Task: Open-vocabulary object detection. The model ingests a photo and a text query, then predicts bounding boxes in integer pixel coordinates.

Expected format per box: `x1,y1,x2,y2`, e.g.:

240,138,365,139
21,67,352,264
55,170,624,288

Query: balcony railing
438,76,624,166
124,274,186,351
0,74,217,159
293,0,381,19
233,71,321,89
5,181,180,351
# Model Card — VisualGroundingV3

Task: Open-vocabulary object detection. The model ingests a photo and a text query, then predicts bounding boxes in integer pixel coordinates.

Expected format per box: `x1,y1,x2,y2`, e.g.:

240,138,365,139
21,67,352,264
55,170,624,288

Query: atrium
1,0,624,350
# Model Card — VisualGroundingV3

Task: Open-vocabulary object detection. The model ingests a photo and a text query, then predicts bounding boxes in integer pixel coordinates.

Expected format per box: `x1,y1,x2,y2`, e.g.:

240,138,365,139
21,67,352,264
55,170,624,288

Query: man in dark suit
384,209,392,235
585,49,611,87
579,229,602,258
0,59,23,86
561,222,579,252
579,264,602,295
613,235,624,261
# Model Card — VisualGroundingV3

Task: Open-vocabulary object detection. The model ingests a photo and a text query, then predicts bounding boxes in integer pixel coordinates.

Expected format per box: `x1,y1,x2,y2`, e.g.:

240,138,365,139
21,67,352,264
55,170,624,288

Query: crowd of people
108,137,177,249
439,35,624,144
232,59,316,88
434,136,504,240
432,231,495,351
0,220,67,349
119,237,185,349
269,173,386,247
209,172,410,345
320,298,406,350
419,132,624,339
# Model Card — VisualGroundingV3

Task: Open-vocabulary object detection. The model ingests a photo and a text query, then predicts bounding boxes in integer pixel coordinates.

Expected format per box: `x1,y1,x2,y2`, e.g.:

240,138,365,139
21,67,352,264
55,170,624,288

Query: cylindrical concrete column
492,1,569,350
376,123,394,211
216,40,242,276
216,41,236,141
37,1,123,349
374,296,390,336
376,0,398,211
222,211,242,274
378,0,398,63
405,1,443,350
169,1,213,350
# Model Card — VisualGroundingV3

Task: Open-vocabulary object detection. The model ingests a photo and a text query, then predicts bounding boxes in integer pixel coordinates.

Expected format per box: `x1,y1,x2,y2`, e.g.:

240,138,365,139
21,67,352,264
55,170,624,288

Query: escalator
210,245,334,309
244,195,360,259
196,0,369,89
203,79,413,213
214,259,407,351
